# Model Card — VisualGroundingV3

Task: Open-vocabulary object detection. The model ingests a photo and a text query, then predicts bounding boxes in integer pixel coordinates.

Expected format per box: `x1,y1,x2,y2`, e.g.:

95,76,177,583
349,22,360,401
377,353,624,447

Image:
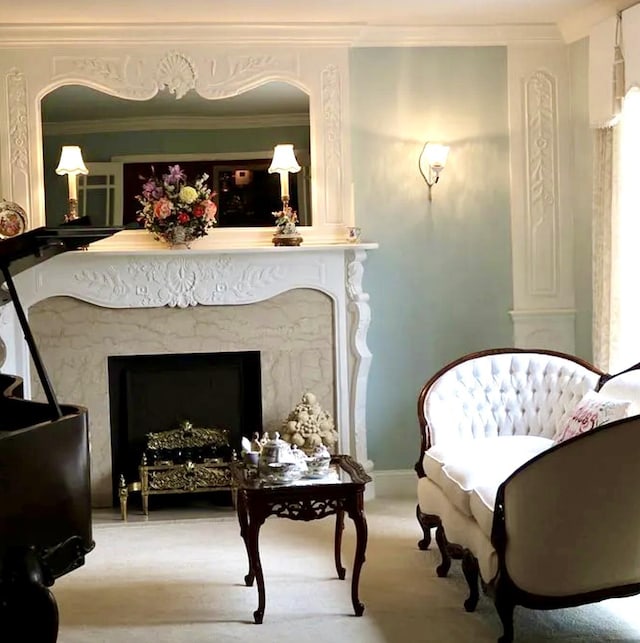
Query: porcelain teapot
258,432,301,481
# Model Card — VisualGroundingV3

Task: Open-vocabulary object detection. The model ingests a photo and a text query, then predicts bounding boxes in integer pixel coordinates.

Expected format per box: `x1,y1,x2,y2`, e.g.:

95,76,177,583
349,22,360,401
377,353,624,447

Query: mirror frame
0,40,353,245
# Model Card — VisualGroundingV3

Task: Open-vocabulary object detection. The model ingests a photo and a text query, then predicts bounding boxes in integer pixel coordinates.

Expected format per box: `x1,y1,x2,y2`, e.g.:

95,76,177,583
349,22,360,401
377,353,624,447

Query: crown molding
43,113,310,136
0,22,563,47
351,24,563,46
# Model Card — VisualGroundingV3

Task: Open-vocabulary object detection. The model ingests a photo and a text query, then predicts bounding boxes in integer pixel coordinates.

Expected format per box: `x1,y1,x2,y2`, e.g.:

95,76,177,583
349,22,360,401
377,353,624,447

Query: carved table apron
232,455,371,624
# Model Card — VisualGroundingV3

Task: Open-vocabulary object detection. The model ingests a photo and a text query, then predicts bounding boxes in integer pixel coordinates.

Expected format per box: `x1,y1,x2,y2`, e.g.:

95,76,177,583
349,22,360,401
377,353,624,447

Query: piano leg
1,548,59,643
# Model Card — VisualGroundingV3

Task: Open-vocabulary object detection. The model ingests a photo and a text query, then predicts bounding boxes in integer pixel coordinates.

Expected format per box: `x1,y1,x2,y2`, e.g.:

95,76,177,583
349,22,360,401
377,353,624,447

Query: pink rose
153,198,172,220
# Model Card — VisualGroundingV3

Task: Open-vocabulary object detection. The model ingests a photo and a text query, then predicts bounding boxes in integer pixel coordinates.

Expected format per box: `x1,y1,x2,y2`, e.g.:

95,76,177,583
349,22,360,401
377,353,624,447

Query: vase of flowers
136,164,218,248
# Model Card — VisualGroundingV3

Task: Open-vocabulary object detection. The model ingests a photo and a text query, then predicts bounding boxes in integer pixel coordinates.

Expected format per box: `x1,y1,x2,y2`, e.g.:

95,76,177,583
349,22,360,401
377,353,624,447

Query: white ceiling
0,0,625,28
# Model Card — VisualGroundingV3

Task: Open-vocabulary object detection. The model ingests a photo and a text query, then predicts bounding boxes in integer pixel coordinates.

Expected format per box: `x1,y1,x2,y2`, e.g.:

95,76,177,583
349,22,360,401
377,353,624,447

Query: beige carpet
54,498,640,642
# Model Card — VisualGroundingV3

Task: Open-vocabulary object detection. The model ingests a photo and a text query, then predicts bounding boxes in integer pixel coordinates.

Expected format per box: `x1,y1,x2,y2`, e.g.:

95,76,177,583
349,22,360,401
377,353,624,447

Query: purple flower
163,164,186,185
141,179,163,200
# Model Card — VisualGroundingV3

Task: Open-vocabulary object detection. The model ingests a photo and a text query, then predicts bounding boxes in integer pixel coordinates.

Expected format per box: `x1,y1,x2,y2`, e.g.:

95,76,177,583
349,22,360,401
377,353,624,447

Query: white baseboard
373,469,415,499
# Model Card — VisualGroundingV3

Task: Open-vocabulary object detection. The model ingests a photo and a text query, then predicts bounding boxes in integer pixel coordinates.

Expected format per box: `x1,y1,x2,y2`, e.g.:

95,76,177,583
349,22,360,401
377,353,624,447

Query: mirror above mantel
41,82,312,229
1,44,353,244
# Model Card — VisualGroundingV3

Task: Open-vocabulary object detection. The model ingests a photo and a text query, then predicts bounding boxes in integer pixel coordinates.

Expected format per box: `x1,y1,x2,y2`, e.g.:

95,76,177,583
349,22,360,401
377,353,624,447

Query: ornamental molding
50,50,302,102
7,68,28,172
346,249,372,470
44,254,319,309
321,64,343,225
0,24,562,47
156,51,197,99
524,69,559,297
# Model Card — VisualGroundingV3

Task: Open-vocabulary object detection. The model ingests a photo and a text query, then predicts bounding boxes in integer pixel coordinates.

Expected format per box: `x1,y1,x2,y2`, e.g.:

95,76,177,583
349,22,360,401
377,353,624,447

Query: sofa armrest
492,415,640,597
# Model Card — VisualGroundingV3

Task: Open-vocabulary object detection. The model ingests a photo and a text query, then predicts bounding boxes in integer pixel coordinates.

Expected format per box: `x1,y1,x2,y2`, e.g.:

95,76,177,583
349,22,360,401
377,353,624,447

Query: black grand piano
0,221,120,642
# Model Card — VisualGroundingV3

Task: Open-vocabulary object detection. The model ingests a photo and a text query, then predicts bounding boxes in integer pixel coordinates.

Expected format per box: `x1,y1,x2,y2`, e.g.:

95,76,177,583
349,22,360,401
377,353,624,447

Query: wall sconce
55,145,88,221
419,142,450,201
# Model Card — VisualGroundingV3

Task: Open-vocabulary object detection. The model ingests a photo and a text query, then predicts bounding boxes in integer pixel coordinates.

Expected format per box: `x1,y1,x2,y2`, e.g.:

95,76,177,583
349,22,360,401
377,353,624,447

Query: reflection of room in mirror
40,83,311,228
120,159,308,228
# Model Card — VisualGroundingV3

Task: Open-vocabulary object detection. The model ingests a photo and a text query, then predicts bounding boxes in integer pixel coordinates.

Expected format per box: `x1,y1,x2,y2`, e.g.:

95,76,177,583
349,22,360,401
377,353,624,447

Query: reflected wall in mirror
41,83,311,228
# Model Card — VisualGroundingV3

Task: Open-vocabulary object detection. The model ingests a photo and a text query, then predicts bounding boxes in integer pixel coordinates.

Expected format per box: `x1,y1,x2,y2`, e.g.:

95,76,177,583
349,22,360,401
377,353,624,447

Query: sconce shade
268,144,301,174
55,145,89,176
420,143,449,172
419,142,450,201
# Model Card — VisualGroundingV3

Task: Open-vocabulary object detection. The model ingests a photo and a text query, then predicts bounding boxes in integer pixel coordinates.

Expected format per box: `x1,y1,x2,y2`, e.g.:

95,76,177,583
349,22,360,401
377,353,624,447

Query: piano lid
0,217,122,282
0,217,122,419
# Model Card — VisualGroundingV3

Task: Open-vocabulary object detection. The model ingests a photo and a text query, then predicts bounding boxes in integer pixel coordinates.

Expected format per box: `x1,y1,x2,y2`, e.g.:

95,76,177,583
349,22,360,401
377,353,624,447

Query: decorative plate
0,200,27,239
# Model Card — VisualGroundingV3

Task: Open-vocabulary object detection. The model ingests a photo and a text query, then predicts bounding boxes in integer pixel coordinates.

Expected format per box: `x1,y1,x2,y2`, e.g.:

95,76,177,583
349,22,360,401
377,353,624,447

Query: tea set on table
241,432,332,485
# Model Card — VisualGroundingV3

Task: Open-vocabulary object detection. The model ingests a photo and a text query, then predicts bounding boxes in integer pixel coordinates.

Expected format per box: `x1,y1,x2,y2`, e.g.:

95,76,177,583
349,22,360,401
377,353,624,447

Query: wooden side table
231,455,372,624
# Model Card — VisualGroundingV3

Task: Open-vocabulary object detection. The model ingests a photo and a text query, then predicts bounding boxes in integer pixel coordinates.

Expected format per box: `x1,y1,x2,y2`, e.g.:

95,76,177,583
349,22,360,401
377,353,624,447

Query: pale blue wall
569,37,594,363
350,47,513,470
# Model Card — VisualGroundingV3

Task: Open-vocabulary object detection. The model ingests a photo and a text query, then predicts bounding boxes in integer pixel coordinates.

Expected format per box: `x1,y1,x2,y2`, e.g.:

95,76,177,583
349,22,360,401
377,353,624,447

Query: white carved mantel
0,232,378,501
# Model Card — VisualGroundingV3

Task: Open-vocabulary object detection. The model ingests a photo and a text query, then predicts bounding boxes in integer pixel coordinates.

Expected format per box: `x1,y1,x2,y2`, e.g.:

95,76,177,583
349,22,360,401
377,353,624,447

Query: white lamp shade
268,144,301,174
55,145,89,176
420,143,449,170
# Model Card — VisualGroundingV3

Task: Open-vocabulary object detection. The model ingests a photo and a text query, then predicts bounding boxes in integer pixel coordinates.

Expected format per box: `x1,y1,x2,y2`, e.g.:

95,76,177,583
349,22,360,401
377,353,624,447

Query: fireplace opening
108,351,262,506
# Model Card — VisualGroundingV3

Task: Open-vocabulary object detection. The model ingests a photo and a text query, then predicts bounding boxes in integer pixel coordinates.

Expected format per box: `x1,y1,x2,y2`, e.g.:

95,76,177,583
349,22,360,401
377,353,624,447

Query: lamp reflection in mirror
269,144,303,246
268,144,301,207
55,145,88,221
419,142,449,201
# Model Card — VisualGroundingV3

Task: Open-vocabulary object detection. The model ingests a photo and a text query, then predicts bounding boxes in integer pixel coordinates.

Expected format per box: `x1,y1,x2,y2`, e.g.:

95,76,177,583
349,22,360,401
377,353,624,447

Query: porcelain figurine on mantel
272,205,303,246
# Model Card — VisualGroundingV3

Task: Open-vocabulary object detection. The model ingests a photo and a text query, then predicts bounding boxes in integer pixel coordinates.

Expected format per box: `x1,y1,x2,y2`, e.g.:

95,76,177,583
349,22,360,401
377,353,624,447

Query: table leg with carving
247,508,267,624
334,508,346,580
235,490,254,587
346,494,368,616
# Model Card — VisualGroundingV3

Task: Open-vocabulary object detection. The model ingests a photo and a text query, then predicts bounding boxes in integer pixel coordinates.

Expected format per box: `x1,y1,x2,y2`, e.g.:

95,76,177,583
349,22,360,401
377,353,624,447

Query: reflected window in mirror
40,83,311,228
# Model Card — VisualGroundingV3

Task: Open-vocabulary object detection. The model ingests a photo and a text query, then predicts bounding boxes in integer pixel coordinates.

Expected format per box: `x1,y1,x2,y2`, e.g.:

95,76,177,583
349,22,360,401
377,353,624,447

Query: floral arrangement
136,164,218,243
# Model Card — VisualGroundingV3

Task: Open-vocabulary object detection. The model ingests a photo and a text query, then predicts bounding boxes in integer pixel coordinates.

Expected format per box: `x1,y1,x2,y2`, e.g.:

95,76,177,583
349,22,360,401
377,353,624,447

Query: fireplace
108,350,262,504
10,240,376,505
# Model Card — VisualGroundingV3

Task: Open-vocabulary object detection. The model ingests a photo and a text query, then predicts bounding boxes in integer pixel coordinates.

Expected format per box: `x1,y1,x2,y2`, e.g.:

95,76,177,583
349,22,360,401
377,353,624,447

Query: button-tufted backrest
421,352,601,447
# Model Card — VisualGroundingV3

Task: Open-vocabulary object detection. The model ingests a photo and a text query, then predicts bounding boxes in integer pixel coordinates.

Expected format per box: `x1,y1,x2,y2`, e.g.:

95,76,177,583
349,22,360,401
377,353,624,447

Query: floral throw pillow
554,390,632,444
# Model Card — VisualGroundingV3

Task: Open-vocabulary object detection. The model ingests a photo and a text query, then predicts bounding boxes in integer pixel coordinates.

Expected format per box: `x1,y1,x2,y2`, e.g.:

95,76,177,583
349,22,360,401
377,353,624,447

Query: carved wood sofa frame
415,348,640,642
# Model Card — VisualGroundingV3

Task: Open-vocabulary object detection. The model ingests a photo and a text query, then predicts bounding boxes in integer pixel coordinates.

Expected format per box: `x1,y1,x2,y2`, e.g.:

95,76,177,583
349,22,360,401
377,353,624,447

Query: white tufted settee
415,348,640,642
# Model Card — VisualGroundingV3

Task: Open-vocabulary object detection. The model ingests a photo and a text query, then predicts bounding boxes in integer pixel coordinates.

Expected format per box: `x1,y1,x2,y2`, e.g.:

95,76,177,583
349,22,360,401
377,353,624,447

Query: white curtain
592,126,616,371
593,88,640,373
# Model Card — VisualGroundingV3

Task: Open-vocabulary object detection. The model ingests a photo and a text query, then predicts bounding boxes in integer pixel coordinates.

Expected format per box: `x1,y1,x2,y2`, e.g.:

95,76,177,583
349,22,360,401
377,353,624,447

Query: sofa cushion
469,482,498,539
554,390,632,444
424,435,554,517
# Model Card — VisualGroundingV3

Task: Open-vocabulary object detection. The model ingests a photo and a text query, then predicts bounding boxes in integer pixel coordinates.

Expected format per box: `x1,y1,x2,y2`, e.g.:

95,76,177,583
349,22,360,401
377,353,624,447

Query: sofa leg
435,522,451,577
494,580,515,643
461,548,480,612
416,506,438,550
